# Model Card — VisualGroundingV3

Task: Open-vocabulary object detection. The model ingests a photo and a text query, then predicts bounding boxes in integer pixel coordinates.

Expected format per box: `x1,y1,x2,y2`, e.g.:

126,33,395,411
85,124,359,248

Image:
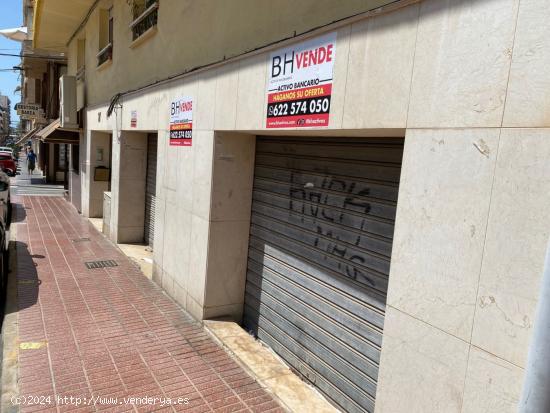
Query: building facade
16,0,74,186
30,0,550,412
0,95,10,143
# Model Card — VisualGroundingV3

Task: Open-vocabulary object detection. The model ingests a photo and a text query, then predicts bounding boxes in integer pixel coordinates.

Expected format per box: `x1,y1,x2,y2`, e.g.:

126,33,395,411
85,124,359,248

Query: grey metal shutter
243,136,404,413
144,133,158,248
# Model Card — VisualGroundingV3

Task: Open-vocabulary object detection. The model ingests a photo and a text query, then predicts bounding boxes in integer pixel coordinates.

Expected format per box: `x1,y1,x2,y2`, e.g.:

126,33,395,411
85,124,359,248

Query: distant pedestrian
27,149,37,175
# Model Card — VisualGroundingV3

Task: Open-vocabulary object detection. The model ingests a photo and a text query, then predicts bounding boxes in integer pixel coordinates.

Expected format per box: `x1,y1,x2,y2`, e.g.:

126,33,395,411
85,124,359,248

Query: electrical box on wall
59,75,78,129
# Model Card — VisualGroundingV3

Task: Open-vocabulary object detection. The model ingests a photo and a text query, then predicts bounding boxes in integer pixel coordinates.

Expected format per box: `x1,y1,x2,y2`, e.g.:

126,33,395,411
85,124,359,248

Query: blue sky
0,0,22,129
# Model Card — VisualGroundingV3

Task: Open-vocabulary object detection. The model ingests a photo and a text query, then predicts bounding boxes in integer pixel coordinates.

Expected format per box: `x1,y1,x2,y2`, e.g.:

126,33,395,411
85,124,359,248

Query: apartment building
0,95,10,143
15,0,74,185
29,0,550,412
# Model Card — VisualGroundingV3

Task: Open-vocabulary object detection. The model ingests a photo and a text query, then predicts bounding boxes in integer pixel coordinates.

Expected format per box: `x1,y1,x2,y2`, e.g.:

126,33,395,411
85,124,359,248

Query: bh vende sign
266,32,336,128
169,97,193,146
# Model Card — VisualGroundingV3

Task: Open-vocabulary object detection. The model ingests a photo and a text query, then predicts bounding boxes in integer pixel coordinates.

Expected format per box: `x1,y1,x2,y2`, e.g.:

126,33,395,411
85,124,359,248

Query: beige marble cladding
407,0,519,128
150,130,214,318
203,220,250,312
195,70,218,131
150,132,255,322
387,128,499,340
236,54,267,131
152,195,166,278
112,131,148,243
375,307,469,413
83,131,111,218
343,3,418,129
191,131,215,221
472,128,550,367
461,346,523,413
203,132,256,320
186,214,210,307
210,133,255,222
172,210,193,289
326,26,351,130
214,62,240,131
122,90,161,130
175,142,196,213
502,0,550,127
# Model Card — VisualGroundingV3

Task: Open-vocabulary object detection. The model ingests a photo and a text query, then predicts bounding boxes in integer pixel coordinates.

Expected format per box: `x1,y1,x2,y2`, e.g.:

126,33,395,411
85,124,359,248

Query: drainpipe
518,237,550,413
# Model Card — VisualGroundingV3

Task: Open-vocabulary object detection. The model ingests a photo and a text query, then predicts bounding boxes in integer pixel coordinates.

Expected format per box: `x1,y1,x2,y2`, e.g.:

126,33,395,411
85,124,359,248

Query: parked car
0,152,16,177
0,147,16,162
0,169,10,313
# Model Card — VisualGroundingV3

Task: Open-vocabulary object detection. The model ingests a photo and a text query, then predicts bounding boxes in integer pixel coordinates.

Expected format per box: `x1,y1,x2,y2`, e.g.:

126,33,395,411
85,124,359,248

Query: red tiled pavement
13,196,284,413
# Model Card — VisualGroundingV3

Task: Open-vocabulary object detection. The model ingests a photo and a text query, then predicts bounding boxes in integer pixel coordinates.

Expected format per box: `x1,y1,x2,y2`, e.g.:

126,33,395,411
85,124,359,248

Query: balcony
76,66,86,110
130,1,158,42
76,65,85,82
96,43,112,68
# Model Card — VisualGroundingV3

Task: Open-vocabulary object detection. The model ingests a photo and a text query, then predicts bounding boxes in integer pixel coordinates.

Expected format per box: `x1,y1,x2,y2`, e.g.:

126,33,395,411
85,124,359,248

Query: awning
15,126,40,146
0,26,27,42
35,119,80,144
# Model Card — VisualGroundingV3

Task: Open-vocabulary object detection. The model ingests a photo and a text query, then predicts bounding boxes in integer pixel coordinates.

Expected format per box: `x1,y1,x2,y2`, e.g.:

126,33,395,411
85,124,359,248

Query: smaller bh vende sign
169,97,193,146
266,32,336,129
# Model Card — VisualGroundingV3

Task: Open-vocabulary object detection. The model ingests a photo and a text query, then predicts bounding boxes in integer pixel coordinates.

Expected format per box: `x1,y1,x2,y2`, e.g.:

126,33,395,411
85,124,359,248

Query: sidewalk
4,195,283,413
11,156,65,197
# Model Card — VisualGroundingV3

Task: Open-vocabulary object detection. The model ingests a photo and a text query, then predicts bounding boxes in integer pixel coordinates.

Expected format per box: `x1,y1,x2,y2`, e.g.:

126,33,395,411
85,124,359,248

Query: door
243,136,404,413
144,133,158,248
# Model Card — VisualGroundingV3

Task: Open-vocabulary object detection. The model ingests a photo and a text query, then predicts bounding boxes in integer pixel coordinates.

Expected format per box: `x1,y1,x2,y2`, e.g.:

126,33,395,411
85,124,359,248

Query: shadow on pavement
0,239,39,332
1,205,40,328
8,241,40,316
9,208,25,224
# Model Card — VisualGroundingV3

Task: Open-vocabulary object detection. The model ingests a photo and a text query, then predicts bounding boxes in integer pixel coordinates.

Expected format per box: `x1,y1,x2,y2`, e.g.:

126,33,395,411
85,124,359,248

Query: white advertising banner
169,97,193,146
266,32,336,128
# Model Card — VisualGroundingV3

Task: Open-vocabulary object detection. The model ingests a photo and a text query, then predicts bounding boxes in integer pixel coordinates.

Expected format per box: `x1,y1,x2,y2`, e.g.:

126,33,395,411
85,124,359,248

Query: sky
0,0,23,131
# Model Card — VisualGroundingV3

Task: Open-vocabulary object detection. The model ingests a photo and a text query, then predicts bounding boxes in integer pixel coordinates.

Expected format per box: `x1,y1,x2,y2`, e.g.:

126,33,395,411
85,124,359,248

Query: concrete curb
204,319,338,413
1,224,20,413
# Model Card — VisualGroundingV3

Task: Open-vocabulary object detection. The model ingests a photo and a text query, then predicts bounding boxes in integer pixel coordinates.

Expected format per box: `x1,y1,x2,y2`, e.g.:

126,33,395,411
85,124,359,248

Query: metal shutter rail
243,136,404,413
145,133,158,248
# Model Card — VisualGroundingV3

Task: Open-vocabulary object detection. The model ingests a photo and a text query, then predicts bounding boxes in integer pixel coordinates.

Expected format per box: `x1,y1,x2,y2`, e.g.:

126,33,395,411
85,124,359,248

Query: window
130,0,158,41
97,7,113,67
76,39,86,80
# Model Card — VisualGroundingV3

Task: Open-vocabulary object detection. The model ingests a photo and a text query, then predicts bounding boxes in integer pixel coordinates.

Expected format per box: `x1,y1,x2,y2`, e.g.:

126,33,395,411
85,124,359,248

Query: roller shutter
144,133,157,248
243,136,404,413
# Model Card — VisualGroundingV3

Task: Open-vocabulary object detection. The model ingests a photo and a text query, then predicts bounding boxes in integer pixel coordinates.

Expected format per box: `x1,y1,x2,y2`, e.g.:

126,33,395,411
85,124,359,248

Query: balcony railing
130,1,158,41
97,43,113,67
76,65,85,81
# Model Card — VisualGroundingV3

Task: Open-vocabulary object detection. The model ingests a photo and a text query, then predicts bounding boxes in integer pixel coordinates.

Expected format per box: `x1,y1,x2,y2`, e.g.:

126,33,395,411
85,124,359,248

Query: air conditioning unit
59,75,78,129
